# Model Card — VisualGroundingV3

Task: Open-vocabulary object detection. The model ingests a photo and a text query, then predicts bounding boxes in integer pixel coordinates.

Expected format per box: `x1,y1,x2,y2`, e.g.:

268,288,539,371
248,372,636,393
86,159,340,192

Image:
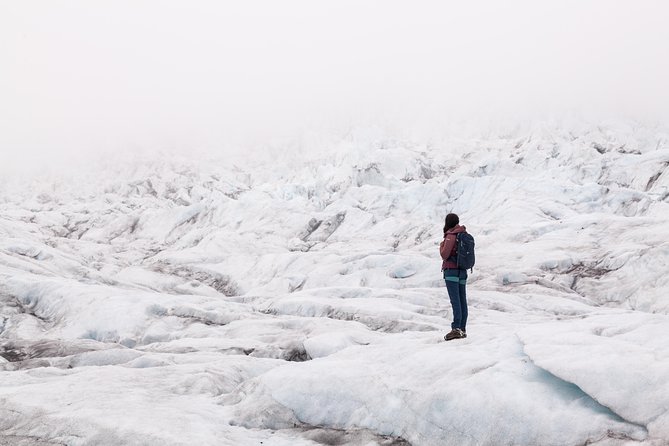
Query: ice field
1,122,669,445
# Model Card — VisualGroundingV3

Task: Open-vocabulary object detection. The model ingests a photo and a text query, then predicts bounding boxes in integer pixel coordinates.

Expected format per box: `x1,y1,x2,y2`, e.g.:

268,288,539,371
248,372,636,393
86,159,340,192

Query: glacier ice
1,122,668,445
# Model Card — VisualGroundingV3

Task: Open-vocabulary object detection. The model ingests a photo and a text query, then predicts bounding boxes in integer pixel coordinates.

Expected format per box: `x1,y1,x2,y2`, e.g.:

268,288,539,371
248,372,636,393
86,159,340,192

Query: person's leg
444,270,462,329
459,269,468,331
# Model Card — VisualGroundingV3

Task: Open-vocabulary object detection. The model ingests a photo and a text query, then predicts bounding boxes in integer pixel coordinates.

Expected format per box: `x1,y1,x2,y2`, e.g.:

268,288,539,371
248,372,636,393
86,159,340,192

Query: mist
2,0,669,171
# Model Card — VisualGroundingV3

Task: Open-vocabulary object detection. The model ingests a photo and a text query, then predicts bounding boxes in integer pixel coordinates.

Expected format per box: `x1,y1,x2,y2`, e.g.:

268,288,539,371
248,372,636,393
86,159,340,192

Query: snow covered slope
1,121,668,445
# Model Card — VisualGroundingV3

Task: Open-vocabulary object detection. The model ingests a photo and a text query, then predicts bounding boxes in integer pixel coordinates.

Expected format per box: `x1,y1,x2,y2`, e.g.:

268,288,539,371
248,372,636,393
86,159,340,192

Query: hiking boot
444,328,466,341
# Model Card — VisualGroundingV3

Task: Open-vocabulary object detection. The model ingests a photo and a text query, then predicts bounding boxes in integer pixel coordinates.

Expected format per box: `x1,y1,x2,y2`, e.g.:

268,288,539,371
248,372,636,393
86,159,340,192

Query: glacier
1,121,668,445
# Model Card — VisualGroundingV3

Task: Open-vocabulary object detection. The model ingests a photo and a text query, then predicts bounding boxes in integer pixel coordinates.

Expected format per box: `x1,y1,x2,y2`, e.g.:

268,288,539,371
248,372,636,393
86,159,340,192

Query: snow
1,122,668,445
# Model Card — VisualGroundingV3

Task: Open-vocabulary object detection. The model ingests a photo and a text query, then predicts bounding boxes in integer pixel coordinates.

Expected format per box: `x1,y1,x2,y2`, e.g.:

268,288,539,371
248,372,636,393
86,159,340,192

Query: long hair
443,213,459,235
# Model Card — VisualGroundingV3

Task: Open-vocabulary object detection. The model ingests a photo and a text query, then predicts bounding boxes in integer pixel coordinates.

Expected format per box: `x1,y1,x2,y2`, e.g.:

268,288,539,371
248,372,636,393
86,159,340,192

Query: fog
2,1,669,171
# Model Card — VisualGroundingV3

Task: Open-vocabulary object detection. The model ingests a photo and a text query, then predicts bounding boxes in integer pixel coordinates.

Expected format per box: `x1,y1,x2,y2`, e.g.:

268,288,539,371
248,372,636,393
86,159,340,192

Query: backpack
455,232,476,271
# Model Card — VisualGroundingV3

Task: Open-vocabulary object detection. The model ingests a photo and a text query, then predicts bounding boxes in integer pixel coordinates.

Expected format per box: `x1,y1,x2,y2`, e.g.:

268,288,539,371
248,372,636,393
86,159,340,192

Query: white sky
1,1,669,168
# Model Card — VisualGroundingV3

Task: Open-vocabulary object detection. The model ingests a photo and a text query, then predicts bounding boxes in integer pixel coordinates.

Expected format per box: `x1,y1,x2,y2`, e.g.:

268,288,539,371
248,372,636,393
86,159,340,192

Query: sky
1,1,669,169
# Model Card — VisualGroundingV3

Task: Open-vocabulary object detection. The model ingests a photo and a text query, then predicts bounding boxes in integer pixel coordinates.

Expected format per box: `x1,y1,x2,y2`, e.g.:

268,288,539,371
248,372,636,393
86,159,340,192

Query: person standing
440,213,469,341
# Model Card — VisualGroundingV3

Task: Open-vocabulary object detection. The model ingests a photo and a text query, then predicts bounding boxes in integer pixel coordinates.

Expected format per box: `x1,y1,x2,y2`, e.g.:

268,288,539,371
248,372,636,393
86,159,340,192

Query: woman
439,213,468,341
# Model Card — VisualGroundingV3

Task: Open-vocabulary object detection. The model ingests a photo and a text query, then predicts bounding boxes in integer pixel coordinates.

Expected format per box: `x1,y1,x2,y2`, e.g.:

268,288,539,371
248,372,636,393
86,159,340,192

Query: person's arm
440,233,456,260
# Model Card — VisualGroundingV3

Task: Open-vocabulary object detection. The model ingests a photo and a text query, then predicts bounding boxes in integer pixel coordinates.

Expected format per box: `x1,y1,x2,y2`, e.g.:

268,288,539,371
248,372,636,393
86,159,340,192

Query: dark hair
443,213,459,234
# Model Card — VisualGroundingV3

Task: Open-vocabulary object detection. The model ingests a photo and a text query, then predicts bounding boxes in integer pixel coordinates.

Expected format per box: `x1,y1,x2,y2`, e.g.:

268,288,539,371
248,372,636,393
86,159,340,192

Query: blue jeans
444,268,468,331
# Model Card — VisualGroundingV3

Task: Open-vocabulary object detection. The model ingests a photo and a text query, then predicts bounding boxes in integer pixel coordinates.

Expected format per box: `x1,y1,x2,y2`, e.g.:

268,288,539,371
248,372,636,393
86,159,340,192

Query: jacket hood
446,225,466,235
